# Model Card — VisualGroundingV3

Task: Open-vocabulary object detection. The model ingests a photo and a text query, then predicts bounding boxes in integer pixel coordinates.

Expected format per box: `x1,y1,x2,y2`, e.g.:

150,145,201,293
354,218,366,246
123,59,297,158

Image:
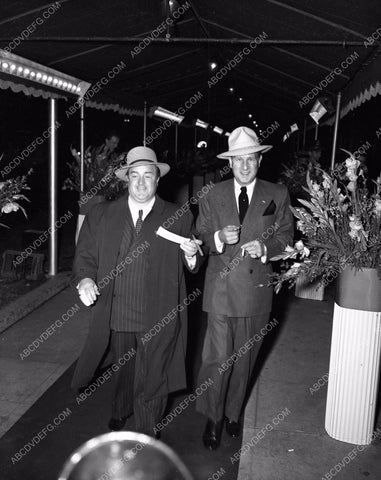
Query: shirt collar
234,178,256,202
128,195,156,214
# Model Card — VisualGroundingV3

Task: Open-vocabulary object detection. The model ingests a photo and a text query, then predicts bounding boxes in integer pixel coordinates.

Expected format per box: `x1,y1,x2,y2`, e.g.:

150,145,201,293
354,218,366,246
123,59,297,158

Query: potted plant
63,144,128,210
63,145,128,242
265,149,381,445
278,143,325,299
0,167,31,228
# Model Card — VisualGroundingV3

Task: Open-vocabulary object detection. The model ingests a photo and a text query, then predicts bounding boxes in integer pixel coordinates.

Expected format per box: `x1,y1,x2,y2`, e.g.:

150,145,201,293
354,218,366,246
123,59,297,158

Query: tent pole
330,91,342,170
80,103,85,192
48,98,58,276
175,123,178,164
143,101,147,146
302,119,307,149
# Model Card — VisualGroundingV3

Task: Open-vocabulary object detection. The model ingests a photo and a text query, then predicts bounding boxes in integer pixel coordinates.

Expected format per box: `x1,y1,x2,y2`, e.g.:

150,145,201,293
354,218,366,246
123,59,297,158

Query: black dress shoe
225,418,241,438
108,416,128,431
202,418,223,450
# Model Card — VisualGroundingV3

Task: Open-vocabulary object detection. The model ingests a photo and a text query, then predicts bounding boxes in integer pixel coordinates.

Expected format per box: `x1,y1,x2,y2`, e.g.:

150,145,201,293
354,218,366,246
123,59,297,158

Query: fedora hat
115,146,170,180
217,126,272,159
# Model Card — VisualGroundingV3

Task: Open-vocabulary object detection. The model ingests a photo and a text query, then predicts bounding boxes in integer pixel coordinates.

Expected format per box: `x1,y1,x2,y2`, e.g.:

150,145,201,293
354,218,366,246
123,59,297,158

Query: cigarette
192,234,204,257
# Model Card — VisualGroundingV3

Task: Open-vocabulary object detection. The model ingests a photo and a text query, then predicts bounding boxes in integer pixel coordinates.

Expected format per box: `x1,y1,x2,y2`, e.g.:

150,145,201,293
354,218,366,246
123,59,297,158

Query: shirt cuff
185,255,197,269
260,243,267,264
214,231,225,253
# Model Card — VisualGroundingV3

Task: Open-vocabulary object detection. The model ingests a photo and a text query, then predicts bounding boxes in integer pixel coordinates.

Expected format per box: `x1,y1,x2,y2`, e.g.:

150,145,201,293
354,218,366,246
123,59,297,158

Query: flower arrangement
0,161,32,227
279,145,322,201
267,149,381,293
63,144,128,199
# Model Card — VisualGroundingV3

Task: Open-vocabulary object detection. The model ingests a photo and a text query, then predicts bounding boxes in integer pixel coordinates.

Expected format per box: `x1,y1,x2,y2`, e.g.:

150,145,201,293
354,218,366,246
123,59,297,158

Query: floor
0,277,380,479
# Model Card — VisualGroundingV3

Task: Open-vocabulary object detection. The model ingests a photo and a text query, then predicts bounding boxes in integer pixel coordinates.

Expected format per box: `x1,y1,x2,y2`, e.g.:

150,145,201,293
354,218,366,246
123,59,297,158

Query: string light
195,119,209,129
0,52,89,97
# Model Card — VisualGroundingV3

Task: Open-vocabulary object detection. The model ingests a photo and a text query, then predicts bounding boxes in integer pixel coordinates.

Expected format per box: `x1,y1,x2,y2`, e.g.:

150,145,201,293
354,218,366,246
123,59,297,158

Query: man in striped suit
72,146,202,437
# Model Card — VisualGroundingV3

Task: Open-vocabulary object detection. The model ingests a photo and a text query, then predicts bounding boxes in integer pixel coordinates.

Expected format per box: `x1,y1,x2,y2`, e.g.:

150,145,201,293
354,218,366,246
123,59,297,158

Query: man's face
229,153,262,185
127,165,159,203
105,135,120,152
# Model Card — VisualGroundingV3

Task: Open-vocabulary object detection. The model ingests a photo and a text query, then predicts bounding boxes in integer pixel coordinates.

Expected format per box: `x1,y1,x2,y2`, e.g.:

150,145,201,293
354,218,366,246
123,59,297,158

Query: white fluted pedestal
325,302,381,444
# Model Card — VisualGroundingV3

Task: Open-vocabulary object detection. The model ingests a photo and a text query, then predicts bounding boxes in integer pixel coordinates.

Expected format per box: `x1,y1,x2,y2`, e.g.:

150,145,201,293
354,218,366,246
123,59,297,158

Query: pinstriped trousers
196,313,270,423
110,331,167,434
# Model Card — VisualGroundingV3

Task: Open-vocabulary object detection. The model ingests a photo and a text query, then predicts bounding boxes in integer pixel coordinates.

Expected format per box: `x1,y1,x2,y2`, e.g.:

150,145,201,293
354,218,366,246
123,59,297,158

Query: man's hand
180,238,203,258
77,278,100,306
219,225,240,245
240,240,265,259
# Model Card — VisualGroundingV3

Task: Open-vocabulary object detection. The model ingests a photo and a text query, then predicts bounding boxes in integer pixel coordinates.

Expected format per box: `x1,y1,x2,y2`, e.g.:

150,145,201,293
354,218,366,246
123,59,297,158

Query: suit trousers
196,313,270,423
110,331,167,434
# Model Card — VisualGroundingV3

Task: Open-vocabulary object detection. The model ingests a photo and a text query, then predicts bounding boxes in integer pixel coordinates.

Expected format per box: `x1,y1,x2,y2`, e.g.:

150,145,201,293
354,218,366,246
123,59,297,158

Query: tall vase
325,267,381,445
294,274,325,301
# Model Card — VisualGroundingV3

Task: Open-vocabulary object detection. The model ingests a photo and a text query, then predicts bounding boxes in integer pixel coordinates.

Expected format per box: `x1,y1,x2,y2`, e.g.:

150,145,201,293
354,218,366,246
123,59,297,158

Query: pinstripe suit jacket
71,195,198,400
197,178,293,316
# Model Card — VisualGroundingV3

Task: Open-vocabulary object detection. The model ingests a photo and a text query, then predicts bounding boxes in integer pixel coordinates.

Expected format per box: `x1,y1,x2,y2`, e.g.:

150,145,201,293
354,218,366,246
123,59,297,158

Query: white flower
374,198,381,215
311,182,320,193
347,172,358,182
347,181,356,192
1,202,19,214
322,178,330,189
295,240,310,257
349,215,365,241
345,157,360,169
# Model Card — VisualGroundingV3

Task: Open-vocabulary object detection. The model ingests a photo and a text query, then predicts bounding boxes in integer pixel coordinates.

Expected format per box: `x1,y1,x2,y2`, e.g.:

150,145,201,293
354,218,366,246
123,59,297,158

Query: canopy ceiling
0,0,380,133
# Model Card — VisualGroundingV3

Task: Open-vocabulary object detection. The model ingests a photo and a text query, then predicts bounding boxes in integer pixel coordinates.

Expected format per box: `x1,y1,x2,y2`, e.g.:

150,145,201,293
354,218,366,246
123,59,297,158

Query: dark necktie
239,186,249,224
135,209,143,235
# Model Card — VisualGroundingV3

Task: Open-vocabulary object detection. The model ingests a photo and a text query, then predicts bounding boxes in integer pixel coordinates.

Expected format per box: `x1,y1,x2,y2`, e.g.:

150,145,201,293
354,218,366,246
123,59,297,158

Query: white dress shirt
128,195,196,268
128,196,156,225
214,179,267,262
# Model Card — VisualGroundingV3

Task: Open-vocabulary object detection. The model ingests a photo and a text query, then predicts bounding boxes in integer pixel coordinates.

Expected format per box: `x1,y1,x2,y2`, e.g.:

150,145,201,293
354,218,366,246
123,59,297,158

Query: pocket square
263,200,276,216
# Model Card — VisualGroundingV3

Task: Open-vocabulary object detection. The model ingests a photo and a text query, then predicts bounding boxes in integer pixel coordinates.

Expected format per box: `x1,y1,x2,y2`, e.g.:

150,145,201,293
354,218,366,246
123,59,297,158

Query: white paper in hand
156,226,190,245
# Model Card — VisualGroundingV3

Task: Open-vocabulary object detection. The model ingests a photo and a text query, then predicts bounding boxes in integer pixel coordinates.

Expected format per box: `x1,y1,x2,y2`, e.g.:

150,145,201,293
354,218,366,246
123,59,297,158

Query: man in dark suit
72,146,202,437
196,126,293,449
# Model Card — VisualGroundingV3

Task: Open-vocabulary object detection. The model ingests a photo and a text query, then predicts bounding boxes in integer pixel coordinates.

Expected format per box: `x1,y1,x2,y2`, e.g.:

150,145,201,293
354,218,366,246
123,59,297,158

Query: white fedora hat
115,146,170,180
217,126,272,159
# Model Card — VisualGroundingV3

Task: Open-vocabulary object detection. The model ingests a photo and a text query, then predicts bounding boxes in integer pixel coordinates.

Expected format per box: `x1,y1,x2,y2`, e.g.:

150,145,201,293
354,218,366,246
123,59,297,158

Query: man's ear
228,158,233,169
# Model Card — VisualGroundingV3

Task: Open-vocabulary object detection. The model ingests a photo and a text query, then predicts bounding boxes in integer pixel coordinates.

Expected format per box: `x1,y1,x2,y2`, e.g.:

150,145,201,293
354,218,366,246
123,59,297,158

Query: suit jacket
197,178,293,316
71,195,198,400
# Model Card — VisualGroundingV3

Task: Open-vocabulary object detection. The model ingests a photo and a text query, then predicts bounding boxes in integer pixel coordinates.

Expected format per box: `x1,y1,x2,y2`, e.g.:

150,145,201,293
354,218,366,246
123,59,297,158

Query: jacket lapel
220,180,240,226
103,196,129,269
230,179,274,257
138,195,166,237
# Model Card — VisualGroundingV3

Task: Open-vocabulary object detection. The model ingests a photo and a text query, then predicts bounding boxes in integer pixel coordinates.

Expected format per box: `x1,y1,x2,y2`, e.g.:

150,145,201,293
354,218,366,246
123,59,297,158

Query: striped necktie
135,209,143,235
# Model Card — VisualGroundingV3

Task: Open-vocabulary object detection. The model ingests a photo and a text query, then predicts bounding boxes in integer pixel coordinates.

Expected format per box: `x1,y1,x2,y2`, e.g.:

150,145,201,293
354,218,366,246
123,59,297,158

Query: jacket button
249,269,253,274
